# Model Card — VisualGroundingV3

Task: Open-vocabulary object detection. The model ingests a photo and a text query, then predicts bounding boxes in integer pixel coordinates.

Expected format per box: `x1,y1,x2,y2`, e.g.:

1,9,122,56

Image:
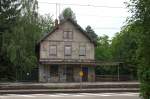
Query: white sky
37,0,131,38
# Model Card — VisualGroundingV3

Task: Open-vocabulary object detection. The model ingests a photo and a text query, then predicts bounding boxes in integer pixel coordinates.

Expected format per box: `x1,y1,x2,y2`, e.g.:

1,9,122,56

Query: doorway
66,66,74,82
82,67,88,82
50,65,59,82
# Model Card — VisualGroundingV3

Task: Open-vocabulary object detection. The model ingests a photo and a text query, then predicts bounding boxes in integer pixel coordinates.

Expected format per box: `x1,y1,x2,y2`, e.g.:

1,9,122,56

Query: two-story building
37,18,97,82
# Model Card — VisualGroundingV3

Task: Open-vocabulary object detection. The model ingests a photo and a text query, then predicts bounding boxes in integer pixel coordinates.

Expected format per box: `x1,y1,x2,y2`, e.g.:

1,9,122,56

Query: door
50,65,59,82
82,67,88,82
66,66,74,82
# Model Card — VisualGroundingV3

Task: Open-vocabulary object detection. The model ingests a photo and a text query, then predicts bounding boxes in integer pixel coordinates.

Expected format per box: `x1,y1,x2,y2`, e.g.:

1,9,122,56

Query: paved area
0,93,140,99
0,81,139,86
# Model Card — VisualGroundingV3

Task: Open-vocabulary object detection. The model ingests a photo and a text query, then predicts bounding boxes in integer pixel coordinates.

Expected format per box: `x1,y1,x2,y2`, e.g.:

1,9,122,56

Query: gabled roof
37,18,97,45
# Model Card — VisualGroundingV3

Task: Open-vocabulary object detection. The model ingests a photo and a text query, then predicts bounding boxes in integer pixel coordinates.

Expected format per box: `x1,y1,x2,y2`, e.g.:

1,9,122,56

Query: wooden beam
39,61,123,66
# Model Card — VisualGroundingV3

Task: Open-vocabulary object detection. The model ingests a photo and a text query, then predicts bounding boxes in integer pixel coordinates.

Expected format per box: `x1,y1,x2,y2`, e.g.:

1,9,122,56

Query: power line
38,2,124,30
77,14,127,18
38,2,129,19
38,2,127,9
93,27,121,30
38,9,128,18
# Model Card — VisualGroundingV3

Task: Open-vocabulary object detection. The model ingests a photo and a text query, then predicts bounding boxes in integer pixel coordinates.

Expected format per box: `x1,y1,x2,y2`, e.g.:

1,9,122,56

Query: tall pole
58,3,61,16
56,3,58,19
117,64,120,81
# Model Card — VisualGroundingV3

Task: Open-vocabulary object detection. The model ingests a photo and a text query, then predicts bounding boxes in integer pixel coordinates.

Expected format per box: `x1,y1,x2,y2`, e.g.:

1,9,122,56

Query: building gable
37,18,95,61
38,18,97,45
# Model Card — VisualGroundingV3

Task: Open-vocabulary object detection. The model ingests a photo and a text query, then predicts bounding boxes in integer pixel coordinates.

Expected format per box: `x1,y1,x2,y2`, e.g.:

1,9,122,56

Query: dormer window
63,30,73,39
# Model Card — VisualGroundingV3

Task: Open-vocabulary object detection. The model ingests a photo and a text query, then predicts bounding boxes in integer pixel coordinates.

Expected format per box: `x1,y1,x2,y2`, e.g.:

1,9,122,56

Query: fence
95,75,133,81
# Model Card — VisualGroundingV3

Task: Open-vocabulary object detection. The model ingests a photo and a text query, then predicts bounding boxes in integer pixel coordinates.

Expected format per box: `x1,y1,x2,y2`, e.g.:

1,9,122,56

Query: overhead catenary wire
38,9,128,19
38,2,127,9
38,2,129,19
38,1,129,19
93,27,121,30
77,14,128,18
38,2,126,30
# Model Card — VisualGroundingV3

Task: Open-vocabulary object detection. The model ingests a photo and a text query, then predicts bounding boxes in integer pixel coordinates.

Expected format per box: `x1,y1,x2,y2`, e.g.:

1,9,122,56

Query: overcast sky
37,0,131,38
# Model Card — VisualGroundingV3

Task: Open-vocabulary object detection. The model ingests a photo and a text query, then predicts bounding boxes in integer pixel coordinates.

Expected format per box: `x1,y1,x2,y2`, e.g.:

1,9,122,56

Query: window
79,46,86,56
65,45,72,56
63,31,73,39
64,31,68,39
42,44,47,51
49,45,57,56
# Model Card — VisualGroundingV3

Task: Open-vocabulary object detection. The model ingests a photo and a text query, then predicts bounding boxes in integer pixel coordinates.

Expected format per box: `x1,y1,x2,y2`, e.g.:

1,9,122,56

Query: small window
65,45,71,56
42,44,47,51
64,31,68,39
49,45,57,56
79,46,86,56
63,31,73,39
68,31,73,39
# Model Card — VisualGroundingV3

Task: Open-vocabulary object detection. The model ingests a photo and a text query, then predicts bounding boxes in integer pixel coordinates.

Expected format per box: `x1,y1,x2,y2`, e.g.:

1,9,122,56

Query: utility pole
55,3,58,19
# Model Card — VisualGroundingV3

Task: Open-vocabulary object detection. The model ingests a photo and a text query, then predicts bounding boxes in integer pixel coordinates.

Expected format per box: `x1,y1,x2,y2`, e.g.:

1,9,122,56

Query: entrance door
66,66,74,82
50,65,59,82
82,67,88,82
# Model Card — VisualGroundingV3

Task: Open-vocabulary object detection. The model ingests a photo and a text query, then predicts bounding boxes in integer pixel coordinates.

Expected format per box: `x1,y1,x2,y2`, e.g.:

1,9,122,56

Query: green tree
85,25,97,42
0,0,20,33
128,0,150,98
0,0,21,80
39,14,54,33
95,35,114,76
4,0,42,80
59,7,76,21
95,35,112,60
0,0,54,81
111,24,138,78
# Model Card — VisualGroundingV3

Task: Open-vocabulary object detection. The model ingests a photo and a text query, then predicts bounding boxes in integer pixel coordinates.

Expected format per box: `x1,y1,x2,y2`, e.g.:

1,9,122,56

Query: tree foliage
39,14,54,33
127,0,150,98
85,25,98,42
95,35,112,61
59,7,76,21
111,23,139,79
0,0,53,81
0,0,21,80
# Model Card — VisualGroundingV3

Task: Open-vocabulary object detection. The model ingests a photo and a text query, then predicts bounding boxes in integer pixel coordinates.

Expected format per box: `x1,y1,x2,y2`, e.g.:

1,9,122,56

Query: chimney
55,19,59,28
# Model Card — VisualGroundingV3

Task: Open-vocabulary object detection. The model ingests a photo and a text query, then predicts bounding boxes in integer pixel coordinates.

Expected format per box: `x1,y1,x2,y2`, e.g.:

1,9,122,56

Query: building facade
37,18,97,82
